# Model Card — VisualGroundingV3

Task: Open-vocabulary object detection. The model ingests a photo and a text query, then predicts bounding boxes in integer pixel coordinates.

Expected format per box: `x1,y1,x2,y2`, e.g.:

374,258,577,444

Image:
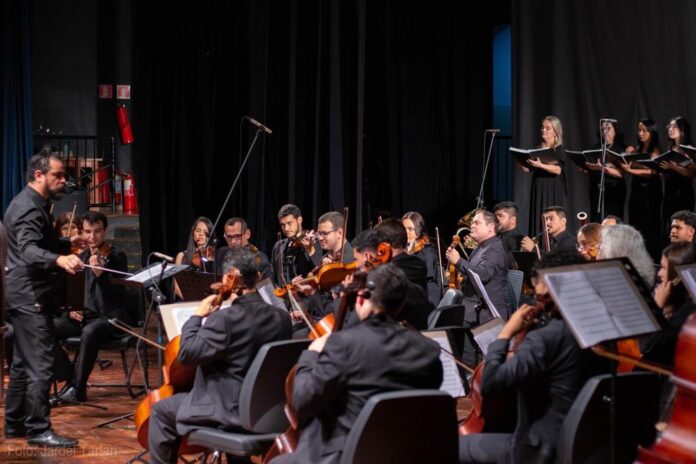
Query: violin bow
287,289,320,338
339,207,349,263
434,227,446,296
68,201,77,236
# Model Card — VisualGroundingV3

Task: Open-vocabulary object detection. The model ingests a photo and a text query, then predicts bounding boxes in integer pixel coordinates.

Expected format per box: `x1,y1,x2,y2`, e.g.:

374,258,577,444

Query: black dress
413,242,443,307
628,172,662,261
529,145,566,236
662,169,694,239
589,143,627,221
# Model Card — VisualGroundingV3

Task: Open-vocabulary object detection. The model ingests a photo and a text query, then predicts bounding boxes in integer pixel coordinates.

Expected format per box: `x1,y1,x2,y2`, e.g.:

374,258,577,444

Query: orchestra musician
521,206,576,255
269,264,443,464
54,212,81,238
271,204,322,287
175,216,216,273
402,211,443,306
601,215,622,227
576,222,601,261
147,248,292,463
668,210,696,243
215,217,272,281
597,224,656,288
493,202,525,269
459,249,600,464
3,149,85,448
51,211,128,405
316,211,354,264
445,210,509,321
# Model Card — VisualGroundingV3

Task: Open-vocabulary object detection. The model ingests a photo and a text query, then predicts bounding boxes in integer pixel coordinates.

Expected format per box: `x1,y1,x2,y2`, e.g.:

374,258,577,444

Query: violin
287,230,317,249
448,235,461,289
408,236,430,255
89,241,113,266
191,245,215,269
134,268,243,454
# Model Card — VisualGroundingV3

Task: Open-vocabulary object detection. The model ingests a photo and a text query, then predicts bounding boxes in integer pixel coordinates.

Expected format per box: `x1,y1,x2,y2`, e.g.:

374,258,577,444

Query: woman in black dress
619,118,662,260
523,115,566,236
585,120,626,221
175,216,216,272
660,116,696,240
402,211,442,307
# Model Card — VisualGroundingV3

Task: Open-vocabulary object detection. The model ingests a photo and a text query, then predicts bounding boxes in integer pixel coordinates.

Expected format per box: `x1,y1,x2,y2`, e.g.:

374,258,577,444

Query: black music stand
174,270,216,301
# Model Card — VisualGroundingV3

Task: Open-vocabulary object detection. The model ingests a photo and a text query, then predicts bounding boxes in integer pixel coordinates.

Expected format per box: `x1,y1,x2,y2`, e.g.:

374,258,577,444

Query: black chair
186,339,311,461
428,304,467,329
556,372,660,464
340,389,459,464
437,288,464,308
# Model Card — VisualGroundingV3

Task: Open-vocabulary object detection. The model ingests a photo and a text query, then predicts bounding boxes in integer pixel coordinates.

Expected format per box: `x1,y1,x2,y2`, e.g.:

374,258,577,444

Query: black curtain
133,0,495,259
513,0,696,235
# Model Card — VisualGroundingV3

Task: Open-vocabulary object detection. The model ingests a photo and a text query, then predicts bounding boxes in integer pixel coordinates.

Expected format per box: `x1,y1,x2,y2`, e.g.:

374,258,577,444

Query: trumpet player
445,210,509,322
521,206,576,254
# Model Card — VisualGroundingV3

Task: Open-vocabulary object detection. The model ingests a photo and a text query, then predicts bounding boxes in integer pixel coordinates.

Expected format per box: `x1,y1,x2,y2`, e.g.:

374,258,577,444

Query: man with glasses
215,217,272,281
316,211,354,265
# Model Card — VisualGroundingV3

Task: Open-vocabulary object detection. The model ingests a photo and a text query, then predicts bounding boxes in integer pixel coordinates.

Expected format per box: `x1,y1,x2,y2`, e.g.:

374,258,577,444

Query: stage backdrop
132,0,502,259
513,0,696,235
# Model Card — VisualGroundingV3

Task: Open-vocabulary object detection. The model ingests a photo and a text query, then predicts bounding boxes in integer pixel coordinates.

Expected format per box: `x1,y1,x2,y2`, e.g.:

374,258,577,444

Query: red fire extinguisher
116,104,134,145
123,172,138,215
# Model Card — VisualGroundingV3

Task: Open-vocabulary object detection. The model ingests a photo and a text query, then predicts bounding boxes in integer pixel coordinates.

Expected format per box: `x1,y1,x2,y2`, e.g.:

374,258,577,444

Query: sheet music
126,263,190,285
467,269,501,319
160,301,201,339
423,331,466,398
542,261,659,349
471,318,504,358
256,278,287,310
677,264,696,301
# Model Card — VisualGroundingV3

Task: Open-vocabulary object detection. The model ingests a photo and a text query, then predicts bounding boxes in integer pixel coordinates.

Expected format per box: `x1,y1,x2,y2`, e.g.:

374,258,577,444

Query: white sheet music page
541,260,659,349
677,264,696,301
422,331,466,398
467,269,501,319
471,318,505,358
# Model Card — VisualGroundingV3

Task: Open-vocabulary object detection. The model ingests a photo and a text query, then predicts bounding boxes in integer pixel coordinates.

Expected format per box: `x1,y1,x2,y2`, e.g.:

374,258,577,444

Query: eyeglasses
224,233,243,241
316,229,337,238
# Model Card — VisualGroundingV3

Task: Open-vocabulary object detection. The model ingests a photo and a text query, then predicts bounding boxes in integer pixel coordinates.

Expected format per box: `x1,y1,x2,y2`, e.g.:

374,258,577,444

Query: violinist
317,211,354,264
576,222,601,261
459,249,599,464
402,211,442,306
148,248,292,463
668,210,696,243
520,206,576,255
215,217,273,281
175,217,215,273
52,211,128,405
271,204,321,287
493,202,525,269
54,212,81,239
600,215,622,227
269,264,442,464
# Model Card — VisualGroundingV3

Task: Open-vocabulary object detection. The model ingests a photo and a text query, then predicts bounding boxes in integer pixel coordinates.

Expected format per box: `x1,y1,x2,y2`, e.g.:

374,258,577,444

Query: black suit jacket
271,238,322,286
79,246,129,322
174,292,292,435
275,314,443,464
414,243,443,306
215,244,273,282
391,252,428,291
482,318,593,463
455,236,509,318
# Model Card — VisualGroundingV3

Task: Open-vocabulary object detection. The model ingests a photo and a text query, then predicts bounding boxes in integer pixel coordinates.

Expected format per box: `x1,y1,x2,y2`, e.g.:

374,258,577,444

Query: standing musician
493,202,525,269
51,211,128,404
520,206,576,255
445,210,509,320
459,249,601,464
271,204,321,287
317,211,354,264
402,211,443,306
3,149,85,448
215,217,273,281
148,248,292,463
668,210,696,243
175,216,216,273
269,264,443,464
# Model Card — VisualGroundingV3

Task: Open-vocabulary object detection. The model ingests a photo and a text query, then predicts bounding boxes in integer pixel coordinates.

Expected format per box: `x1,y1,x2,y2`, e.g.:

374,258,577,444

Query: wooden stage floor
1,349,473,463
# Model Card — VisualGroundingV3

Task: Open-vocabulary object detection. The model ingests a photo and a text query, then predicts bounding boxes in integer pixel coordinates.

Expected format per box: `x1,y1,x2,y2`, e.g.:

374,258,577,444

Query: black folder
509,147,557,169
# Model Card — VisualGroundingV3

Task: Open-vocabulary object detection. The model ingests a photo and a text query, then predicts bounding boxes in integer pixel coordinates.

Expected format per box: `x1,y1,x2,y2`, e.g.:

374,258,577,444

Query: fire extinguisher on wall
123,172,138,215
115,104,134,145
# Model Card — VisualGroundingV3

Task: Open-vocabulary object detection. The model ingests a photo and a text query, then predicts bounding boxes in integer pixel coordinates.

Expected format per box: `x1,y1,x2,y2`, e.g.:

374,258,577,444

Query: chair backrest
556,372,659,464
506,269,524,314
437,288,464,308
238,339,311,433
428,304,466,329
340,389,458,464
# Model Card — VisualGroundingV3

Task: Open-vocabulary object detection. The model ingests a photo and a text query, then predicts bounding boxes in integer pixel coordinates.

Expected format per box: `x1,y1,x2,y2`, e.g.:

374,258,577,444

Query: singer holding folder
522,116,566,236
661,116,696,236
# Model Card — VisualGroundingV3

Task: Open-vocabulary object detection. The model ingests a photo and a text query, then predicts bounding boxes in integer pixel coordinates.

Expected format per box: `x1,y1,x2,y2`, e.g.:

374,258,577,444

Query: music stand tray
175,270,216,301
121,263,190,289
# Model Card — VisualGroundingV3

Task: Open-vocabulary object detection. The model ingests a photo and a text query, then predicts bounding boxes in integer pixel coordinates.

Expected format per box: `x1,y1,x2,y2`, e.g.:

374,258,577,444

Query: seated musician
597,224,655,288
445,209,509,320
493,201,525,268
402,211,443,306
175,216,216,273
271,204,321,287
317,211,354,264
375,218,428,291
600,215,622,227
215,217,272,281
270,264,443,464
54,212,81,238
668,210,696,243
576,222,601,261
459,249,599,464
521,206,576,254
148,248,292,463
52,211,128,403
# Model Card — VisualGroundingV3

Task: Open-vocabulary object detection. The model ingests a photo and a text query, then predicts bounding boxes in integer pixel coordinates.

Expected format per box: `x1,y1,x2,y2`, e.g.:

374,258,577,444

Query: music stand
174,270,215,301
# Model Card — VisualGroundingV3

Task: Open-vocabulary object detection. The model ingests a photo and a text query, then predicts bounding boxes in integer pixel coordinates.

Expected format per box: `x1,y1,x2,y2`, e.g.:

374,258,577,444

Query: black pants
4,305,62,436
458,433,511,463
54,315,120,390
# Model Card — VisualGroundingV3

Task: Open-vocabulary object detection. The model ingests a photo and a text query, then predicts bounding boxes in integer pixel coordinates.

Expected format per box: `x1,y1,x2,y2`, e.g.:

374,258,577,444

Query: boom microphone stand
475,129,499,209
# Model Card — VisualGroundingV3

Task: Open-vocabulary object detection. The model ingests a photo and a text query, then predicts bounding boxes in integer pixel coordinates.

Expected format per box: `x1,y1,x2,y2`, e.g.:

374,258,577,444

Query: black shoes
49,384,87,407
26,429,78,448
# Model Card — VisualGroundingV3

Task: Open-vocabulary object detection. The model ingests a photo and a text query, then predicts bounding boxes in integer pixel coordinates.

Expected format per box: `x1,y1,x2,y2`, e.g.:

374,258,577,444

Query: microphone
486,129,501,133
600,118,617,123
152,251,175,263
64,181,78,193
245,116,273,134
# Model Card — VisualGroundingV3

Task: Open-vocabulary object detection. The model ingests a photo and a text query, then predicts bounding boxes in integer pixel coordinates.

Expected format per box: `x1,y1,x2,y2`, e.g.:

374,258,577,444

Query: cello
133,268,244,454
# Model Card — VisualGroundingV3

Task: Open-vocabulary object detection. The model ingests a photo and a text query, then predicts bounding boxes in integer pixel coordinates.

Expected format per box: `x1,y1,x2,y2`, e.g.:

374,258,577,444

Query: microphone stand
597,121,609,221
475,130,498,209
